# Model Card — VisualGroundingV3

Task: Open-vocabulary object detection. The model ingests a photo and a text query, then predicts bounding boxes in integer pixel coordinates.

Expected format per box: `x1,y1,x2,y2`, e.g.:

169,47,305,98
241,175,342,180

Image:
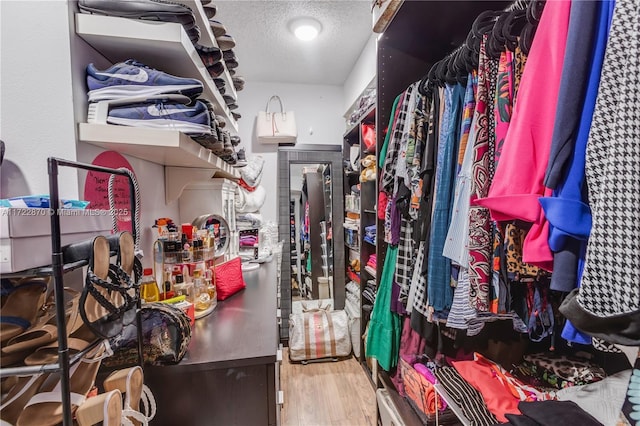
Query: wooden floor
281,348,377,426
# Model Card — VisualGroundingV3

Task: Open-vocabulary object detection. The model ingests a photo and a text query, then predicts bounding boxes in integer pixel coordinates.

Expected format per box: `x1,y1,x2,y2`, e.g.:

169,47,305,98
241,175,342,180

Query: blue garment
427,84,465,311
539,0,614,270
538,0,615,343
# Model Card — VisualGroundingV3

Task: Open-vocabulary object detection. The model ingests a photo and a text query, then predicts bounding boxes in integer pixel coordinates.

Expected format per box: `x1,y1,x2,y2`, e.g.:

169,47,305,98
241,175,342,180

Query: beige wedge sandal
0,374,49,425
76,389,123,426
15,346,106,426
103,366,156,426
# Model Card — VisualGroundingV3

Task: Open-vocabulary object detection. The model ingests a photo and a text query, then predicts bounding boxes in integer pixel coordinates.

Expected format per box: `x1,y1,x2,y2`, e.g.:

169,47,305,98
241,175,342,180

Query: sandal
115,232,141,327
0,374,49,425
16,345,106,426
2,288,83,355
103,366,156,426
0,278,48,344
76,389,123,426
79,236,137,339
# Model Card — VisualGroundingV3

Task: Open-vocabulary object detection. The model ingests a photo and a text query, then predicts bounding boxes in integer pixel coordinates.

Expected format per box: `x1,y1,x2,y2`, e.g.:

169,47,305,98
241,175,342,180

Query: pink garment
475,0,572,271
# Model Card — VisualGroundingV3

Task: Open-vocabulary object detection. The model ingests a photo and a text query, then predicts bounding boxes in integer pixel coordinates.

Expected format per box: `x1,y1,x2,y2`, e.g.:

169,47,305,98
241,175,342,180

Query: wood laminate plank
281,349,376,426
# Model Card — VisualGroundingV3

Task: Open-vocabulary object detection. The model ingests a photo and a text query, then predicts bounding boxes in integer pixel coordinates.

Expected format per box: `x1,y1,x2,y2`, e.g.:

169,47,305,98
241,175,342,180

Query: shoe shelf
0,259,89,279
0,338,105,378
75,13,238,134
78,123,240,182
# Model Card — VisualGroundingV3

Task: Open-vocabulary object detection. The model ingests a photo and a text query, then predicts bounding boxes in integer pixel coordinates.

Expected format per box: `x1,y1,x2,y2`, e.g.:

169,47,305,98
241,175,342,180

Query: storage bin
376,389,403,426
317,276,330,299
344,297,361,357
0,208,112,273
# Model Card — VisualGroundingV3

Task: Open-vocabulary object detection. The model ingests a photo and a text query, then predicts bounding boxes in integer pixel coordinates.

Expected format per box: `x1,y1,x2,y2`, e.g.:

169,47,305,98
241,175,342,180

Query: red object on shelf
181,223,194,240
347,268,360,284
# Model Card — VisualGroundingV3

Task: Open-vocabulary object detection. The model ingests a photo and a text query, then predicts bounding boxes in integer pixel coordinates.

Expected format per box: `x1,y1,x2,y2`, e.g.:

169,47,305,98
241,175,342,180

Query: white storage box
344,297,361,358
0,208,112,273
377,388,404,426
317,276,330,299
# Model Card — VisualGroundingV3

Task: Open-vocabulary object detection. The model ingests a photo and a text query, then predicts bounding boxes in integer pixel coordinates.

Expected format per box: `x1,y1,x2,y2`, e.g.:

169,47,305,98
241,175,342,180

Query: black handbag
102,303,192,367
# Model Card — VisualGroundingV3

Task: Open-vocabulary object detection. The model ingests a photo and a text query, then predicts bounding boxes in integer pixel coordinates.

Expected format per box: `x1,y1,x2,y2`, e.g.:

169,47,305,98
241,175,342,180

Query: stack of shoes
78,0,200,43
86,60,212,137
193,100,220,151
0,233,149,426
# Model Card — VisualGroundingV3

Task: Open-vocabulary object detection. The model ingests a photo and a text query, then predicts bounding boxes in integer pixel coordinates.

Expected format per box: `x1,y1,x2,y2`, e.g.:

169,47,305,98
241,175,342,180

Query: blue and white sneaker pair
87,59,203,102
107,100,211,136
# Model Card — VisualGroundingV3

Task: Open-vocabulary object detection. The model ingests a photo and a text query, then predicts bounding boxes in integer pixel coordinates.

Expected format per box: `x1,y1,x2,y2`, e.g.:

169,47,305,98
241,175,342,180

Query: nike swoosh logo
95,68,149,83
147,105,197,117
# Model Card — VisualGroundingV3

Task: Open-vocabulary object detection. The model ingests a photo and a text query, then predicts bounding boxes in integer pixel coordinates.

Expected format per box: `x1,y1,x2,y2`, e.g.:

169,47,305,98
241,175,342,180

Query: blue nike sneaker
87,60,203,102
107,100,212,136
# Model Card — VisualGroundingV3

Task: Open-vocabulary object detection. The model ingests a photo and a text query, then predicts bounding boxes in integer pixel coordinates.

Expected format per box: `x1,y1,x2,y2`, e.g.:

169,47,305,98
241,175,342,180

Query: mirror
192,214,230,258
278,145,345,341
289,164,333,305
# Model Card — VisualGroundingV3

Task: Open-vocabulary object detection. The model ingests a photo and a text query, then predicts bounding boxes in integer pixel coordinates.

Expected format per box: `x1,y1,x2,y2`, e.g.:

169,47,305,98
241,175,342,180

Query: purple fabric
390,197,401,245
399,316,426,364
391,279,407,315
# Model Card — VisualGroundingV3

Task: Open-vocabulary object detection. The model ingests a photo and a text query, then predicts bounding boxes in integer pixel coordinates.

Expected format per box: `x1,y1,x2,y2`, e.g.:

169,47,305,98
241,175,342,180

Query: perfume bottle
181,233,192,263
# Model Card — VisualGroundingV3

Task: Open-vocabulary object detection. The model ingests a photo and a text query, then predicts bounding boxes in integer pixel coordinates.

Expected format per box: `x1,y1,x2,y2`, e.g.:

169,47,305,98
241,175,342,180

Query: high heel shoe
16,345,106,426
2,288,82,355
76,389,123,426
0,374,49,425
103,366,156,426
79,236,136,339
0,278,48,344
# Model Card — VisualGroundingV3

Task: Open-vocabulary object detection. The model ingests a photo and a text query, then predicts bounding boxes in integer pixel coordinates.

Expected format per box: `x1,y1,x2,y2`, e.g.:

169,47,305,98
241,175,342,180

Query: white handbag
256,95,297,144
289,304,351,362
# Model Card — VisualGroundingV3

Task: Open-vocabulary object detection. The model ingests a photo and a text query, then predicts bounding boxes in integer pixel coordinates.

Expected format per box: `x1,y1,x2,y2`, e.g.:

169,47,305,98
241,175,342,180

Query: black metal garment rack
0,157,144,426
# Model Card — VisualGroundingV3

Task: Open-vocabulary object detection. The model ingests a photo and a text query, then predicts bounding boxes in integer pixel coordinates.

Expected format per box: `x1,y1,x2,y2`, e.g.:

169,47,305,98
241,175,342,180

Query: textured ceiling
214,1,372,85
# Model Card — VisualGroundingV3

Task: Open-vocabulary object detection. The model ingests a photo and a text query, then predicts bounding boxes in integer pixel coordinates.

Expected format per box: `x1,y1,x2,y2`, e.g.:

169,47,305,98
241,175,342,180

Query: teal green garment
365,246,401,371
378,95,402,169
306,250,311,272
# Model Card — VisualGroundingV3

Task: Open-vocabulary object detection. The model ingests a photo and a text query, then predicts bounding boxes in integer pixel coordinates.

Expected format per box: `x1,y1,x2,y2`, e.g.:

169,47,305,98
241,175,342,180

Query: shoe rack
342,105,379,383
74,2,241,195
0,158,144,426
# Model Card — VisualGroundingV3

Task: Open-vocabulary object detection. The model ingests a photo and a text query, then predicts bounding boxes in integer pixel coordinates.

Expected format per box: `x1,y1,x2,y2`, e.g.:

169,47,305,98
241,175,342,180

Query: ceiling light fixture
290,17,322,41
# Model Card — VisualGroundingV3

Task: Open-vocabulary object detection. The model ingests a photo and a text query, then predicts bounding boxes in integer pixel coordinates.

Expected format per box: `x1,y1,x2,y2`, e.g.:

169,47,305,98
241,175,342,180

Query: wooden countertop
150,260,278,373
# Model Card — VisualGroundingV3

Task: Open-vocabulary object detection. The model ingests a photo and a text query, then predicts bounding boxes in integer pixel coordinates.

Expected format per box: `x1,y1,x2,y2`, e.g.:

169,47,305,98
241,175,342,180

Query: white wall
236,81,345,224
0,0,78,199
342,34,377,115
75,143,180,269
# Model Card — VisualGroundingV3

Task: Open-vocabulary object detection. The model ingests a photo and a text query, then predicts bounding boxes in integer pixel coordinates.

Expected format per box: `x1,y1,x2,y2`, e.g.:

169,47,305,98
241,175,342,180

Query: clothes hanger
472,10,502,39
519,23,537,55
486,11,509,59
503,9,528,51
527,0,545,24
437,57,454,87
418,61,438,96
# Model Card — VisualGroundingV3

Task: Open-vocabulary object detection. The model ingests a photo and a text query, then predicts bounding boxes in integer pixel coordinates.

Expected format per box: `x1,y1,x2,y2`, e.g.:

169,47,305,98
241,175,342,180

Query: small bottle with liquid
174,274,195,304
193,269,211,311
181,234,192,263
205,269,217,309
140,268,160,303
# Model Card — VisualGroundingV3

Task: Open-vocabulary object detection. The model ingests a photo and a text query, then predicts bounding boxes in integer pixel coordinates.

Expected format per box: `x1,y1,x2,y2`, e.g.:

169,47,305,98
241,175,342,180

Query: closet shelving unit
0,158,143,426
342,105,379,379
74,6,240,189
373,1,512,424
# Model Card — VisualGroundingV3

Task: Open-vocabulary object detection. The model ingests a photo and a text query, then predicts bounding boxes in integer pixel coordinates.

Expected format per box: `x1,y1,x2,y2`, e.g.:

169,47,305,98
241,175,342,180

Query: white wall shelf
75,13,238,133
78,123,240,182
